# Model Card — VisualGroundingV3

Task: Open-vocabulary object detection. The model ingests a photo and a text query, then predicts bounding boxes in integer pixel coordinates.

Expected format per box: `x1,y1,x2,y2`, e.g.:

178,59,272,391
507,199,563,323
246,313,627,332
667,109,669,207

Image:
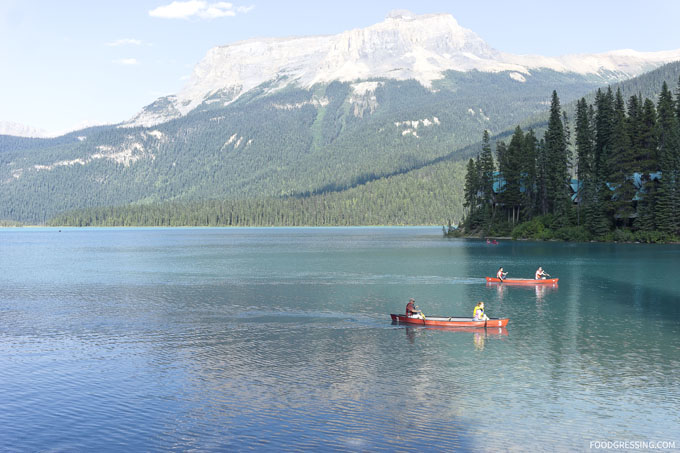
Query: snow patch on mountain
271,96,329,110
30,142,152,171
467,108,490,121
93,142,152,166
395,117,440,128
350,82,382,117
395,116,441,138
220,133,251,151
12,132,160,178
146,130,165,140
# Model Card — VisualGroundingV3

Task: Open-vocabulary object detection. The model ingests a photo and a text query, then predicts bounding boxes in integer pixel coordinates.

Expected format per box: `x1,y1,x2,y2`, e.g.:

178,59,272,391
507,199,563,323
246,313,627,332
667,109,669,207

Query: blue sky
2,0,680,134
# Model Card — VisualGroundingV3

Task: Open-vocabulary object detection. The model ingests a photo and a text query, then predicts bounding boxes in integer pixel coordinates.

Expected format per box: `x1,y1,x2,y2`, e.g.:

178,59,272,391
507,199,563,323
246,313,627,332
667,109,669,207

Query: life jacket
497,270,503,279
473,305,484,318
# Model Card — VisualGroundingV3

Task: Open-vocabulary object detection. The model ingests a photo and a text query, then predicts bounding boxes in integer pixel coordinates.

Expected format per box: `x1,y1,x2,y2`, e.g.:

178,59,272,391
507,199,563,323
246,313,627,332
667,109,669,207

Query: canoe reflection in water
535,284,552,301
400,324,509,347
486,281,559,302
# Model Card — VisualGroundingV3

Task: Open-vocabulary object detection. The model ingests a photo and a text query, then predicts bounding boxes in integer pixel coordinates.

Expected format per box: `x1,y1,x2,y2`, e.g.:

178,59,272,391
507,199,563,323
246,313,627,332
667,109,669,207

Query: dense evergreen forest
457,78,680,242
49,159,467,226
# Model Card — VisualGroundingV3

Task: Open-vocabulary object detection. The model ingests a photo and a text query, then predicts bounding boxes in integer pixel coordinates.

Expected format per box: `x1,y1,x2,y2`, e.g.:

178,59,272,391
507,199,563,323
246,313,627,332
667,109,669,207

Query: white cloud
113,58,139,65
106,38,143,47
149,1,253,19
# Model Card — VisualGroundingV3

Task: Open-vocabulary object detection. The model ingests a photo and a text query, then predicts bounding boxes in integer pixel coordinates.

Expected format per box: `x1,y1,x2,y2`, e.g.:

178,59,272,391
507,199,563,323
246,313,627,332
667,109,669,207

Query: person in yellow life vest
473,301,489,321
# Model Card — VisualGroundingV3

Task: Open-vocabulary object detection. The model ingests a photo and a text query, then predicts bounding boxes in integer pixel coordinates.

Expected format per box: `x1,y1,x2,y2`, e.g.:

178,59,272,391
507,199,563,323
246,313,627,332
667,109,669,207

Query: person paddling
405,298,423,319
497,267,508,281
473,301,489,321
535,266,550,280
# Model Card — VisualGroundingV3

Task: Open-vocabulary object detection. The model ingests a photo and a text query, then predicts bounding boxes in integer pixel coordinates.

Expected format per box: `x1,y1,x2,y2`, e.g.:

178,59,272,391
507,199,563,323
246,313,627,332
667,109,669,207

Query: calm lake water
1,227,679,452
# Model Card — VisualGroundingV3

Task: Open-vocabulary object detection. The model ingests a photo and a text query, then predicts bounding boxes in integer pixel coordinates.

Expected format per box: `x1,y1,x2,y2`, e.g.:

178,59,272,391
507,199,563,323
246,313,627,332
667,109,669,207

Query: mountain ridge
47,61,680,228
123,11,680,128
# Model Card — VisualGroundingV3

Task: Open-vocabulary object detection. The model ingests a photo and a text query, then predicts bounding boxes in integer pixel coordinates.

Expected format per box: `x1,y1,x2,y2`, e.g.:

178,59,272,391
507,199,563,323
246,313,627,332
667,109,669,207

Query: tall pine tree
655,82,680,234
544,91,570,222
499,127,525,224
575,97,594,226
479,130,496,222
521,129,539,218
608,89,636,224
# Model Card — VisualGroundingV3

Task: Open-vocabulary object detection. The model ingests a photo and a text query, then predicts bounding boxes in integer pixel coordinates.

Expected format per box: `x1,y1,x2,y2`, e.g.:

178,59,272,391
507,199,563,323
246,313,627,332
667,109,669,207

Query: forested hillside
49,159,468,226
1,70,609,224
51,63,680,228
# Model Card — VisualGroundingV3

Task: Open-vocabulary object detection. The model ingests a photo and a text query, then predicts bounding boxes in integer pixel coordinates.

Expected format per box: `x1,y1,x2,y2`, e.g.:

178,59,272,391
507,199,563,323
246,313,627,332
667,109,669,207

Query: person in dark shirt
405,298,422,317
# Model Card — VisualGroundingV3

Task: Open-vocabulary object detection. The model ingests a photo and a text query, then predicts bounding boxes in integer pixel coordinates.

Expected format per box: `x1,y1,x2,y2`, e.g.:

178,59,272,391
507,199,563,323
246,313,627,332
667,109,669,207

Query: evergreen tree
494,140,509,226
463,157,480,227
608,89,636,223
497,127,525,224
630,96,660,172
544,91,570,222
639,99,659,171
631,98,660,231
588,88,616,235
676,76,680,122
479,130,496,221
655,82,680,234
521,129,538,218
575,98,594,226
536,137,549,215
594,87,615,182
626,93,642,165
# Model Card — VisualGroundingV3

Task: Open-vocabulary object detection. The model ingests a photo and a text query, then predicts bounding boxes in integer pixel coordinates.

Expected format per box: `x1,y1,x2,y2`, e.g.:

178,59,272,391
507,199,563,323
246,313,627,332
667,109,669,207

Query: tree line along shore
453,80,680,243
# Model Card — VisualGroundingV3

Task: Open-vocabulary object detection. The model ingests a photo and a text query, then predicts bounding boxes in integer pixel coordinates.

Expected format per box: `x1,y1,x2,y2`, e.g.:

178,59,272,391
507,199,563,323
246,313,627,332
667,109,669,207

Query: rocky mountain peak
123,12,680,128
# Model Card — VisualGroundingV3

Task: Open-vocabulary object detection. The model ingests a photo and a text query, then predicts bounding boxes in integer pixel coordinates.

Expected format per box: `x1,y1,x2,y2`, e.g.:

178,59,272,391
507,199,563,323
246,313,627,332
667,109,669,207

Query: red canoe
391,314,509,328
485,277,559,285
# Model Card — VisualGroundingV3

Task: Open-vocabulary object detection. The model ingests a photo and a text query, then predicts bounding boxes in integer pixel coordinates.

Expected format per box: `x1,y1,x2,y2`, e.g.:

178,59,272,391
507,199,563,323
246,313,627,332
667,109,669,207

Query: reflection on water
534,283,558,301
491,281,507,299
474,331,484,350
401,325,509,351
1,228,679,451
486,281,559,302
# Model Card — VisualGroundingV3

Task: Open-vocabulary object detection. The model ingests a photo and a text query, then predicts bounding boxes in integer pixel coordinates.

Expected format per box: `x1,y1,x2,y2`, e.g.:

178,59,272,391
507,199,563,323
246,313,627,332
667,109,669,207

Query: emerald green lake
1,227,678,451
